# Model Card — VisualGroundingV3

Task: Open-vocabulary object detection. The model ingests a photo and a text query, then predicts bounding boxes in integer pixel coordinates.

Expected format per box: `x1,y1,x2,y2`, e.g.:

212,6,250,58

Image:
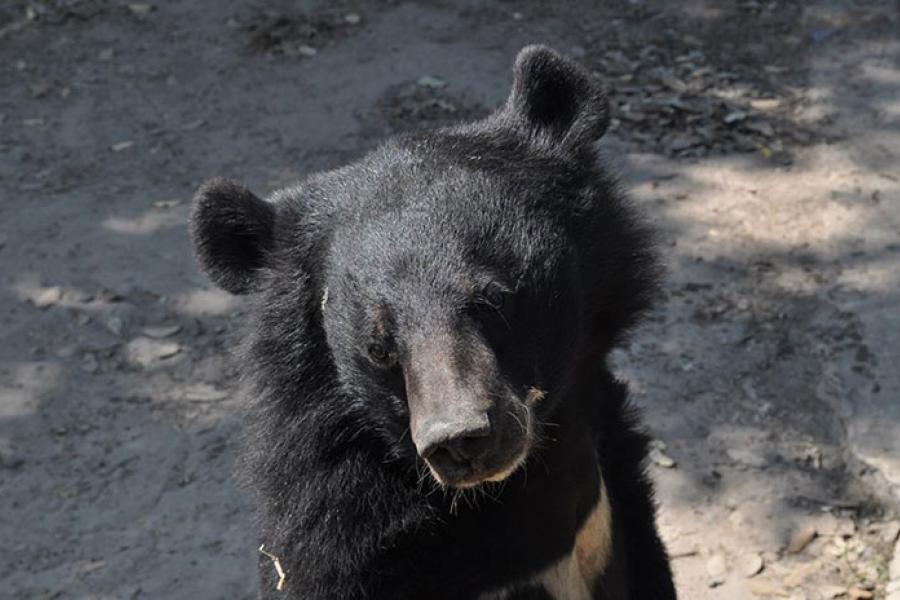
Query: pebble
787,526,817,554
751,98,781,111
648,440,676,468
81,354,100,374
727,447,768,468
783,561,819,588
417,75,447,89
124,337,181,367
296,45,317,57
141,323,182,339
739,552,764,577
706,552,727,587
344,13,361,24
887,580,900,600
890,535,900,579
153,199,181,209
128,4,153,15
724,110,748,124
0,445,25,470
748,580,788,597
110,141,134,152
847,588,872,599
33,286,63,308
105,316,126,337
819,585,846,598
882,520,900,544
183,384,229,402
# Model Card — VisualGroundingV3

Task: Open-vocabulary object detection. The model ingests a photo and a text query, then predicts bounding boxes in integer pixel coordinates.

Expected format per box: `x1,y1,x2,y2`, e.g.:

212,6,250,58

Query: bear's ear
190,178,276,295
504,45,610,149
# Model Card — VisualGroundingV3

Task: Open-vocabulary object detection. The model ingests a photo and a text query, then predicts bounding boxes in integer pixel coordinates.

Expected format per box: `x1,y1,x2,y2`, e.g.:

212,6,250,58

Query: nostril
418,418,492,464
454,433,492,462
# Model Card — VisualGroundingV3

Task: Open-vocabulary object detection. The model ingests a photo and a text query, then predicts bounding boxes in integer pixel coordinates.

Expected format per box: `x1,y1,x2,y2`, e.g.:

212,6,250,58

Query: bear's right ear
190,178,276,295
504,45,610,150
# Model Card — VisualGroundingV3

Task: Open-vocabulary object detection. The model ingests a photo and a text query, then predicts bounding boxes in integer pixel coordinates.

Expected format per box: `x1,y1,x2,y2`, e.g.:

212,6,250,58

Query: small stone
0,446,25,470
98,48,114,61
141,323,182,338
740,552,764,578
890,536,900,579
881,520,900,544
180,119,204,131
750,98,781,111
512,11,524,20
648,439,676,468
110,141,134,152
847,589,872,600
748,580,788,597
81,354,100,374
296,45,317,57
124,338,181,367
22,118,46,127
819,585,847,598
33,286,63,308
783,561,819,588
344,12,361,24
649,446,676,468
416,75,446,89
29,81,51,98
706,552,727,586
128,3,154,15
153,199,181,209
105,316,125,336
787,526,817,554
183,384,229,402
724,110,748,124
727,447,768,468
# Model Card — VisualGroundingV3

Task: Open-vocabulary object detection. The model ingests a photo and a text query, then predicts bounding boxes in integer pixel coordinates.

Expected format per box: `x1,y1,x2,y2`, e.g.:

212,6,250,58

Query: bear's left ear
504,45,610,149
190,178,277,295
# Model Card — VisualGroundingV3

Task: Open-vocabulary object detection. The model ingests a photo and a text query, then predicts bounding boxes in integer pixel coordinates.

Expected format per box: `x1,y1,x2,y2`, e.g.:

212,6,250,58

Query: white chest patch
480,473,612,600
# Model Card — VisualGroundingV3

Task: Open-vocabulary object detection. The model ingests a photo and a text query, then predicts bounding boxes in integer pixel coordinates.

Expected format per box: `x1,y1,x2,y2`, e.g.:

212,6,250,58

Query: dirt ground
1,1,898,598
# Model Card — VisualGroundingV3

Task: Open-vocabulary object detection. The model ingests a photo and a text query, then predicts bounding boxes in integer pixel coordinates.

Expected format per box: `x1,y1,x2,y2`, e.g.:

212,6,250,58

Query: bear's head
191,46,656,489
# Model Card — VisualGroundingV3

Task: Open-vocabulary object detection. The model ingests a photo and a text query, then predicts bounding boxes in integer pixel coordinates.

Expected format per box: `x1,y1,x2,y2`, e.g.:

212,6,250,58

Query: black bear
191,46,676,599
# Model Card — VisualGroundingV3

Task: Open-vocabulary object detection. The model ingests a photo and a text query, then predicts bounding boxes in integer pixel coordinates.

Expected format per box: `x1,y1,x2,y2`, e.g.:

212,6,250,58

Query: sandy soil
1,1,898,598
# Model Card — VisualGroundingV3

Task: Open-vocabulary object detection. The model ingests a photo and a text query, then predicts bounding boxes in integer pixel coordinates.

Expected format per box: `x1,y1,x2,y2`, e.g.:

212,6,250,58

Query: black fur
191,45,676,599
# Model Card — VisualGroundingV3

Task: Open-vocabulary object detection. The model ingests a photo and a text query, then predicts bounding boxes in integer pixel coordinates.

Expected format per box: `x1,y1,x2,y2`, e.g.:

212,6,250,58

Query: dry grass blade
258,544,286,591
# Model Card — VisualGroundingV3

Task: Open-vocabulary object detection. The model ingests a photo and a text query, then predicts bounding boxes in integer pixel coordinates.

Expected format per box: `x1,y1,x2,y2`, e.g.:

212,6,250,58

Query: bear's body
192,46,676,599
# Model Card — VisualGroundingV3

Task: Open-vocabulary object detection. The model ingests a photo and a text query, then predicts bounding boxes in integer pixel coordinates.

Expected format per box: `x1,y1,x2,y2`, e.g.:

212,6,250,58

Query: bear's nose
417,414,492,468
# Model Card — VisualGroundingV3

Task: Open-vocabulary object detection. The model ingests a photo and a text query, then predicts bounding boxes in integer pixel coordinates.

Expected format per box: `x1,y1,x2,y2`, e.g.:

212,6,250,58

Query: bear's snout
403,330,532,488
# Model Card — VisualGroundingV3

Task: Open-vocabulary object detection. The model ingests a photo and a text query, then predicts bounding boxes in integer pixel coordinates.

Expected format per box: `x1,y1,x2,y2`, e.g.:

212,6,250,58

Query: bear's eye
367,341,392,364
480,282,506,310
